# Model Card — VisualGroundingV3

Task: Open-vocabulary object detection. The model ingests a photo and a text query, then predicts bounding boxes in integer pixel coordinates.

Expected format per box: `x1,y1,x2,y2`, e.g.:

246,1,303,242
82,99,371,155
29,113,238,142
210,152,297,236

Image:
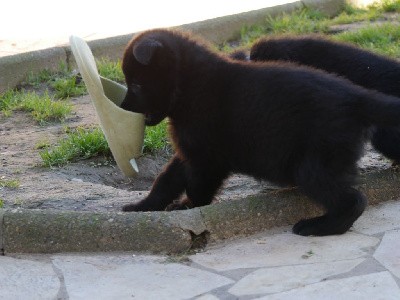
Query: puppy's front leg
123,155,186,211
167,163,228,210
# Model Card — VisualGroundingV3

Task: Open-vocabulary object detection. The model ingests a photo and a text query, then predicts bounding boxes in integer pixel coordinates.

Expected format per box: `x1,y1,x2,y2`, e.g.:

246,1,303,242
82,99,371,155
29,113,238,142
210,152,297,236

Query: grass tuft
51,77,86,99
143,121,171,154
21,92,73,124
25,62,87,99
25,69,55,87
0,90,72,124
239,8,329,46
0,89,22,116
335,23,400,57
0,177,20,188
329,3,382,25
40,122,172,167
97,58,125,83
372,0,400,12
264,8,328,34
40,126,111,167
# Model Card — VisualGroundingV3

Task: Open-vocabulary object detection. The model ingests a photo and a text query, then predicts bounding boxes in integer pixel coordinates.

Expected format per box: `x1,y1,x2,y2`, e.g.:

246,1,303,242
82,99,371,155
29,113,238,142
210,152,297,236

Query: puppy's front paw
122,198,165,212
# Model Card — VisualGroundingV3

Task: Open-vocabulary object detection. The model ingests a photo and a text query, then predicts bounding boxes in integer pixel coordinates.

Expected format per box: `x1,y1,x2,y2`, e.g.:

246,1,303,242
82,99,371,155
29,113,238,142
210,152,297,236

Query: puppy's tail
359,91,400,127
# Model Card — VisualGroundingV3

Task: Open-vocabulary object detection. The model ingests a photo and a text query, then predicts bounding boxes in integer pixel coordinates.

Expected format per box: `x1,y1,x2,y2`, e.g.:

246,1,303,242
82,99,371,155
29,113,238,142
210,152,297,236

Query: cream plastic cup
69,35,145,177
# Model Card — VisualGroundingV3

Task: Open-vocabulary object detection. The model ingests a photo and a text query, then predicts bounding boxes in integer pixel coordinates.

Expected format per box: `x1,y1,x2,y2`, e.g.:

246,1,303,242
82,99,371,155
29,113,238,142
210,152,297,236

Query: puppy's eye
131,83,141,94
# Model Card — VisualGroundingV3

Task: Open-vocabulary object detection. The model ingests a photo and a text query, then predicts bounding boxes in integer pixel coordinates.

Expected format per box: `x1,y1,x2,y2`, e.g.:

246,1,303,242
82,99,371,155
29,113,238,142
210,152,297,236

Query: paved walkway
1,200,399,299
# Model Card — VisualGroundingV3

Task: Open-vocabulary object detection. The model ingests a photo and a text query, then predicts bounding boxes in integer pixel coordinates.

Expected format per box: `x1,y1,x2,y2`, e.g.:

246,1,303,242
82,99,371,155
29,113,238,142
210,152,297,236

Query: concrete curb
0,0,345,92
1,168,399,254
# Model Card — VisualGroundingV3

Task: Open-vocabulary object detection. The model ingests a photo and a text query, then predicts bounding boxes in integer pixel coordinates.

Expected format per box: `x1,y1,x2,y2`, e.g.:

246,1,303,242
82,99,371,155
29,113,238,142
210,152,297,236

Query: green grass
25,61,70,87
237,5,385,48
335,23,400,57
327,0,400,26
40,126,111,167
372,0,400,12
26,62,67,86
264,8,329,34
239,8,329,46
229,1,400,52
143,120,171,154
25,62,87,99
40,121,171,167
25,69,56,87
328,3,382,25
0,177,20,188
35,139,51,150
25,58,126,98
29,58,124,99
50,77,86,99
21,92,73,124
331,0,400,24
97,58,125,83
0,90,72,124
0,89,22,116
0,199,3,208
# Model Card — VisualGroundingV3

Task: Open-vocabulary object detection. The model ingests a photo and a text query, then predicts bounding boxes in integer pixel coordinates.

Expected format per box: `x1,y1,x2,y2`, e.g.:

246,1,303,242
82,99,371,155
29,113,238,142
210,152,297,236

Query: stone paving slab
353,201,400,235
190,232,379,271
53,255,234,300
0,256,60,300
228,259,365,296
373,229,400,279
257,272,400,300
1,201,399,299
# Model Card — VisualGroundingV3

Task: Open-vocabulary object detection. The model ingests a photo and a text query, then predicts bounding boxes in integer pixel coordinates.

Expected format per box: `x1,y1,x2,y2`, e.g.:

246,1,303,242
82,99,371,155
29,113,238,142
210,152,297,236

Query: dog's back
249,35,400,161
250,35,400,96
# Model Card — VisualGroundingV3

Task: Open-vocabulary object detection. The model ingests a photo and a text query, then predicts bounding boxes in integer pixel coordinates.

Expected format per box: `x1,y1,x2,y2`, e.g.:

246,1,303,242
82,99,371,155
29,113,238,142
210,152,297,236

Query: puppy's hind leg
293,160,367,236
371,127,400,163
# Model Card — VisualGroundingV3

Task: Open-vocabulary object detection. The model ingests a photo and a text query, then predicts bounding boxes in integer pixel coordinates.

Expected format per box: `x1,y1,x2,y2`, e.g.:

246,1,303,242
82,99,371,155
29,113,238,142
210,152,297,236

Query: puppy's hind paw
293,215,352,236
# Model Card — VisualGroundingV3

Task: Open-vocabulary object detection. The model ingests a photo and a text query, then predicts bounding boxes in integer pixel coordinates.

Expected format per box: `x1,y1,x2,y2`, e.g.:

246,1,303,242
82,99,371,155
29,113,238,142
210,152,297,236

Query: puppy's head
121,31,177,126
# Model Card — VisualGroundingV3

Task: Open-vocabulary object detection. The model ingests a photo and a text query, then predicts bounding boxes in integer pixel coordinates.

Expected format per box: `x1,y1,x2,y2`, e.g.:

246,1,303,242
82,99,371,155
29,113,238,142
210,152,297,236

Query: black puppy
120,29,400,236
250,35,400,162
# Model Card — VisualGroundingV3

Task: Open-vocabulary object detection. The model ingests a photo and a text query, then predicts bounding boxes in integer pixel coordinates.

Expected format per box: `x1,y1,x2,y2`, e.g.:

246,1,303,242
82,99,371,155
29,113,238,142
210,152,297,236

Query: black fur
120,29,400,236
229,49,249,61
250,35,400,161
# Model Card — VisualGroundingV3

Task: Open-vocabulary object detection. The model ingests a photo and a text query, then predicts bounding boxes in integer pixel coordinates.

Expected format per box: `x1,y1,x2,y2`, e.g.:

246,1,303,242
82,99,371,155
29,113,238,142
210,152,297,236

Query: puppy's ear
133,38,163,65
